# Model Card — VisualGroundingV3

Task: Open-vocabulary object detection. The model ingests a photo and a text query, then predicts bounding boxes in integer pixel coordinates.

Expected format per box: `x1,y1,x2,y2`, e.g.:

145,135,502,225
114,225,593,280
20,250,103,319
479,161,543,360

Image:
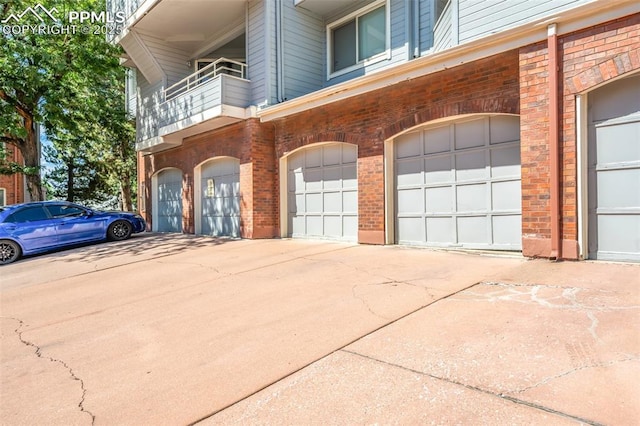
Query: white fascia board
258,0,639,122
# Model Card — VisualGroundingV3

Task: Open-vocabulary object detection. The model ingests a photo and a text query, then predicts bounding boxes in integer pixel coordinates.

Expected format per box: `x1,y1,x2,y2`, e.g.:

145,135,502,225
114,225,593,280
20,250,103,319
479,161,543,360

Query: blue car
0,201,146,265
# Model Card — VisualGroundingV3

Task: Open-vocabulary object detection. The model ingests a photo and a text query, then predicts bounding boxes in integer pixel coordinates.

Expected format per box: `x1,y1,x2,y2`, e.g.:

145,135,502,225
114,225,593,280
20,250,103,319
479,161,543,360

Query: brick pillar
358,154,385,244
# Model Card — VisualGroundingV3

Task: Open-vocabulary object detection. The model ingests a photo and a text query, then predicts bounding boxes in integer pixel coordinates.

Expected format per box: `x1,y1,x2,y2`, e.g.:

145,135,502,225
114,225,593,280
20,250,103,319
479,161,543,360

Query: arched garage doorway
281,142,358,242
194,157,241,237
152,168,183,232
388,114,522,250
582,73,640,261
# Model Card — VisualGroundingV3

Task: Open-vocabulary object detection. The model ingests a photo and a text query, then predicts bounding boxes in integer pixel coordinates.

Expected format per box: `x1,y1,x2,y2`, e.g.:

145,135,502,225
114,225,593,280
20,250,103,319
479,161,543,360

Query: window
0,188,5,206
6,206,49,223
328,1,388,75
46,204,87,218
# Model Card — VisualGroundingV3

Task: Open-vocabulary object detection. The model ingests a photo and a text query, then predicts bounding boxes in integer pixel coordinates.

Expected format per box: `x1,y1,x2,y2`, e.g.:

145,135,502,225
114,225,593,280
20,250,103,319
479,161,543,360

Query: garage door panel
425,156,452,184
456,184,487,213
596,121,640,164
597,215,640,255
425,187,453,213
343,191,358,213
491,146,521,178
305,193,322,213
456,151,487,181
395,115,521,250
492,180,521,211
493,215,522,246
597,169,640,208
457,216,488,244
454,119,485,150
304,169,323,190
305,148,322,168
398,188,424,214
397,217,425,243
424,126,450,154
288,143,358,241
426,217,454,243
324,215,342,236
397,159,424,186
322,167,342,188
306,216,323,235
490,115,520,144
396,133,422,158
343,216,358,238
323,192,342,213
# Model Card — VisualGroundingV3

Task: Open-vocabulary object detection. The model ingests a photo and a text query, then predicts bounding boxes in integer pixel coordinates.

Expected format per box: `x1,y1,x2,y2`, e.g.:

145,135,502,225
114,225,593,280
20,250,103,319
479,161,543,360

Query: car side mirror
84,210,94,217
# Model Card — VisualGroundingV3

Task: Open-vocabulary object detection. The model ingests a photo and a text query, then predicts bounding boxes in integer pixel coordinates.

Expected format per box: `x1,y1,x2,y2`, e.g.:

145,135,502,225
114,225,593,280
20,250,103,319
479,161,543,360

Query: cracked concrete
1,235,638,425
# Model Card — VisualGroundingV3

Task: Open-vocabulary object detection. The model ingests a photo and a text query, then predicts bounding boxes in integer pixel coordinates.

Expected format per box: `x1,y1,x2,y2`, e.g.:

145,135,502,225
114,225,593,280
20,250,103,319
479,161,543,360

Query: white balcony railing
163,58,248,102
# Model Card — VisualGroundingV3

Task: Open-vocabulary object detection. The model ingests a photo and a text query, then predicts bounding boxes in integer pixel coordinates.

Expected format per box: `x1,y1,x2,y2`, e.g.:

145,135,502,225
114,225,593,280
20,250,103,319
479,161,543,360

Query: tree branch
0,89,32,121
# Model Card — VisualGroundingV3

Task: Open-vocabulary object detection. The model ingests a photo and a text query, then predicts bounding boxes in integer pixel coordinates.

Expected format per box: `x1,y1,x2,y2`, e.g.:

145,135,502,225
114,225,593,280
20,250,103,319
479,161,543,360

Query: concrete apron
1,236,638,425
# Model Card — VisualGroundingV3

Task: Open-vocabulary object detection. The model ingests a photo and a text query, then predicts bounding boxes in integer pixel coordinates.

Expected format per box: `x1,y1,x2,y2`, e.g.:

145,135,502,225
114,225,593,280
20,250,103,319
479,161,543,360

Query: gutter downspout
275,0,285,102
548,23,561,260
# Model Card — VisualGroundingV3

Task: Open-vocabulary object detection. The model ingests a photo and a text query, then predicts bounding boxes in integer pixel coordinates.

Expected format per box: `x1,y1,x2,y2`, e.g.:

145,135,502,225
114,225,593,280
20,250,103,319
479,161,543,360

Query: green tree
1,0,133,204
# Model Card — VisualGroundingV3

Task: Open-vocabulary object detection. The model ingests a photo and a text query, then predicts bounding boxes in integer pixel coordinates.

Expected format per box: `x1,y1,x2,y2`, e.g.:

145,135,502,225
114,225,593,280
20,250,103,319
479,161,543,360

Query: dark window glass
6,207,50,223
46,204,86,218
332,20,356,72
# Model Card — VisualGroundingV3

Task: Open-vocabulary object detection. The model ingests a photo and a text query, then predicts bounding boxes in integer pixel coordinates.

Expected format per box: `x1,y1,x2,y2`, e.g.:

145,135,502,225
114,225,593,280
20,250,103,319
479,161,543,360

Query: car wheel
0,240,21,265
108,220,132,241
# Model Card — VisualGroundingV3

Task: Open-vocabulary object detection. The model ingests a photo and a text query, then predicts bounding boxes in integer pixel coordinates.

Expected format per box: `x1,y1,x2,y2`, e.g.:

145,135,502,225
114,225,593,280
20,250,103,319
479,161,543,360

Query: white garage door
287,143,358,241
588,74,640,261
395,115,521,250
200,158,240,237
155,169,182,232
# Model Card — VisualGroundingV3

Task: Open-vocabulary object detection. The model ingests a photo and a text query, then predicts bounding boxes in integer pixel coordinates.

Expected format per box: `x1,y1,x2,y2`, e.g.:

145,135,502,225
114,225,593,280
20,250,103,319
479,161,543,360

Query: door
2,205,57,251
199,158,240,237
46,203,105,244
155,169,183,232
395,115,521,250
587,74,640,261
287,143,358,241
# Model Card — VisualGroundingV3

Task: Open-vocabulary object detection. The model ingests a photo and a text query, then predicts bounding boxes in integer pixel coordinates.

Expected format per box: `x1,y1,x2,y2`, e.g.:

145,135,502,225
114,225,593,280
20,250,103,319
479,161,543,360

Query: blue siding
282,0,324,100
248,0,268,106
137,73,163,142
458,0,588,43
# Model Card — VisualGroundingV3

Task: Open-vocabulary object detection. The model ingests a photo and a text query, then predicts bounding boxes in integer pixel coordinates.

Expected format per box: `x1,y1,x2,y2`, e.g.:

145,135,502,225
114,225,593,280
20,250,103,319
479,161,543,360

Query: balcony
137,59,251,153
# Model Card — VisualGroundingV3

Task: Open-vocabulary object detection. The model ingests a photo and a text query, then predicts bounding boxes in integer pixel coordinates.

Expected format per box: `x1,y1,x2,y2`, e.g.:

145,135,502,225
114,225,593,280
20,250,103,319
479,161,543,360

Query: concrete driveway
1,234,638,425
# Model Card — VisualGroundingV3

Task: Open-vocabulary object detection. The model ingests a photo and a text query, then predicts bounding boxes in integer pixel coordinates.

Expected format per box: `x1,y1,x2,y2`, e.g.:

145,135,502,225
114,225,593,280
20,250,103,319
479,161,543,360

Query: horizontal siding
221,76,252,107
248,0,267,105
160,80,222,128
459,0,588,43
433,0,452,52
418,0,434,54
138,33,190,87
283,0,324,100
137,72,163,142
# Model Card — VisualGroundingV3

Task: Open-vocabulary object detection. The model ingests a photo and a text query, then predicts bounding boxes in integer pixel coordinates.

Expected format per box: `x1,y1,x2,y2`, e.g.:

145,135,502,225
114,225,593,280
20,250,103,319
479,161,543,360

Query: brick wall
274,50,520,244
0,145,25,205
520,13,640,259
140,119,277,237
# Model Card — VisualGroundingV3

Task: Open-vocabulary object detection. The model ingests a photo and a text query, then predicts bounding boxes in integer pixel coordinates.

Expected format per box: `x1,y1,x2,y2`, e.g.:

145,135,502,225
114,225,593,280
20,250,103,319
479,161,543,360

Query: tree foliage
1,0,136,209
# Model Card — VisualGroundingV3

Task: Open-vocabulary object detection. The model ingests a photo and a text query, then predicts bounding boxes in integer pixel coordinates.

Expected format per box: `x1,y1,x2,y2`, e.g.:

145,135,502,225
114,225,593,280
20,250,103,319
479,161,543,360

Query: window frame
0,188,5,207
326,0,390,80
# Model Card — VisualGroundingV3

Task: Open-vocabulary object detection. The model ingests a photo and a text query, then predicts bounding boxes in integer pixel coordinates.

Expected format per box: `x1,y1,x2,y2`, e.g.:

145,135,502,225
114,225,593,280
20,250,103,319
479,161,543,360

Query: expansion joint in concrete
341,349,606,426
6,317,96,426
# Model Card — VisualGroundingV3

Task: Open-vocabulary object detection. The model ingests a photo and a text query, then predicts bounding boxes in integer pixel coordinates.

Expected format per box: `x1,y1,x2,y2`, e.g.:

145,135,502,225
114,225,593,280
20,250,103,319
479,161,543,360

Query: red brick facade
139,13,640,260
0,145,25,205
519,13,640,259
